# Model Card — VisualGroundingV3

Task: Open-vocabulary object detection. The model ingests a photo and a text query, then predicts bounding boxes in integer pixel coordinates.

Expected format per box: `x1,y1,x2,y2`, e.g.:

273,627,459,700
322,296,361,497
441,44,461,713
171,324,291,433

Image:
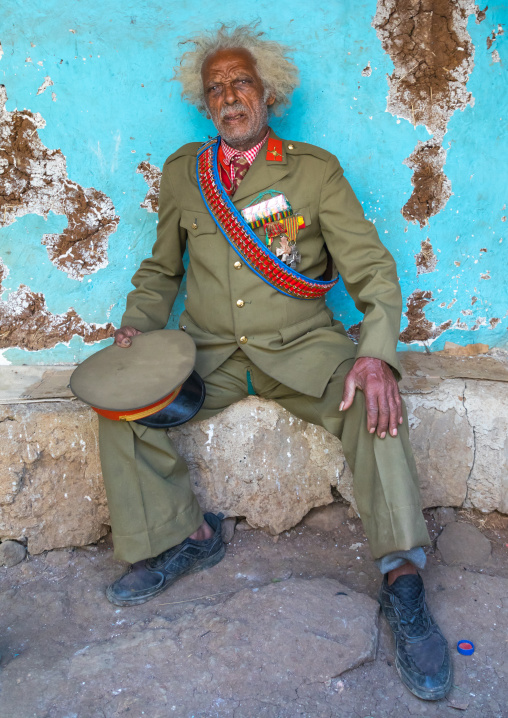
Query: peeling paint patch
136,161,161,213
415,238,438,274
373,0,477,225
471,316,487,330
475,5,488,23
0,259,114,351
373,0,476,138
402,141,452,227
361,61,372,77
0,86,119,280
399,290,452,344
489,317,500,329
36,76,54,95
487,25,504,49
491,49,500,62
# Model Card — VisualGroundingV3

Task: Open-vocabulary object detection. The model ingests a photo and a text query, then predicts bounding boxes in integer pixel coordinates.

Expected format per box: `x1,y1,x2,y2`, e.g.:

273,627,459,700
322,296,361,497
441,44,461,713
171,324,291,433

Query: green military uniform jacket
121,130,403,398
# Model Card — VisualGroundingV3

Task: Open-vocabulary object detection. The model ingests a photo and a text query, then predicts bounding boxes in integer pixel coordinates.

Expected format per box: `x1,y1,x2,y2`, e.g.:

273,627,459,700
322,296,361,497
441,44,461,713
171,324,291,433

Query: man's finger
339,374,357,411
395,392,403,425
365,397,379,434
388,393,399,437
376,397,390,438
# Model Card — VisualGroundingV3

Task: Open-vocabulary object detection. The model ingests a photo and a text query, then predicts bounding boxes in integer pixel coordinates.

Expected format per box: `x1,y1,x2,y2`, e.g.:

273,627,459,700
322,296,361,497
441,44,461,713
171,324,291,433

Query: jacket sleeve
319,154,403,377
120,160,187,332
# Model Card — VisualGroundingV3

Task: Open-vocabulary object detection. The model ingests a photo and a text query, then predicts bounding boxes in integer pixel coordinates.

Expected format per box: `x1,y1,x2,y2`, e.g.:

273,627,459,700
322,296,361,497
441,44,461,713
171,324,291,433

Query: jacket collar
230,128,290,205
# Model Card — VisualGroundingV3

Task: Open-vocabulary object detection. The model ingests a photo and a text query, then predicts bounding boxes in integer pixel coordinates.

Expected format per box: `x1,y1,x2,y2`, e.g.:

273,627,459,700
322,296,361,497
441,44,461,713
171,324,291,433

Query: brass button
191,222,198,230
288,144,294,150
234,261,242,269
239,335,248,344
236,299,245,308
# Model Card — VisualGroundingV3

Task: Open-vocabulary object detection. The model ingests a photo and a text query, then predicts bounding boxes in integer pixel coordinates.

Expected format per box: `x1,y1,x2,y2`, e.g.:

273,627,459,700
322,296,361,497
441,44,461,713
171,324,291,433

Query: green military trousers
98,350,431,564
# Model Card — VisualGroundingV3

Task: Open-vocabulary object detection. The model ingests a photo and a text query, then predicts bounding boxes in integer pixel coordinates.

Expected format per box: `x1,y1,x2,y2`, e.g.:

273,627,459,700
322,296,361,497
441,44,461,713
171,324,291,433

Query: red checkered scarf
219,131,269,194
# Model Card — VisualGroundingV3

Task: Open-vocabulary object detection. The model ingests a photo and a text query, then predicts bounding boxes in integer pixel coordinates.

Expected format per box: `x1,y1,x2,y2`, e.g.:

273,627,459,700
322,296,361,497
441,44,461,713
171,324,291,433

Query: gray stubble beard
212,100,269,147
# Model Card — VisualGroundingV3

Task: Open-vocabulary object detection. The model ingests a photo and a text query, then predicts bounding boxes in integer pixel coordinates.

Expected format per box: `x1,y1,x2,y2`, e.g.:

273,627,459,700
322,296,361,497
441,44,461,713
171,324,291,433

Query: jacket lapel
232,129,290,206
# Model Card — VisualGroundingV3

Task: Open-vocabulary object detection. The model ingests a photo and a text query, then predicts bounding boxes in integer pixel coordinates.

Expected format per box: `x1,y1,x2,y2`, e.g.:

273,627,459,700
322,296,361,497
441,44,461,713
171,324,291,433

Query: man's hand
114,326,142,348
340,357,403,439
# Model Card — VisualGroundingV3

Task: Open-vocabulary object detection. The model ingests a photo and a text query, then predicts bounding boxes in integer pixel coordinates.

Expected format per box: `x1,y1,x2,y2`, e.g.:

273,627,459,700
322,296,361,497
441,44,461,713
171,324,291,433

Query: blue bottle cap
457,640,475,656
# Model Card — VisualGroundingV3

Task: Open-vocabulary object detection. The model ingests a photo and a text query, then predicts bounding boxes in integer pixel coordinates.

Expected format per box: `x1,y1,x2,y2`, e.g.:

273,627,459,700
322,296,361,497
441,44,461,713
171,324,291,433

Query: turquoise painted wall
0,0,506,364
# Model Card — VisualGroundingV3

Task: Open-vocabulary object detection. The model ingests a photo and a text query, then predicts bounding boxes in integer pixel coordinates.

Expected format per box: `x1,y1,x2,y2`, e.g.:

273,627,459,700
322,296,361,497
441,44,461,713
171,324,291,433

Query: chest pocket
180,210,217,237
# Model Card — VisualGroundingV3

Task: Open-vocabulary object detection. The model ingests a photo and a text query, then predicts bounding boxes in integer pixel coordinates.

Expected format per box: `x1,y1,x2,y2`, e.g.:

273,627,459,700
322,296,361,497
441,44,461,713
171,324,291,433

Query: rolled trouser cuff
375,546,427,574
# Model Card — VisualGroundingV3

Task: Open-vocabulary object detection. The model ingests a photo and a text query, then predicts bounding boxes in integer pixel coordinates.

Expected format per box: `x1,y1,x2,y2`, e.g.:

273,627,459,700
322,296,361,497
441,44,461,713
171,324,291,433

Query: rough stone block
403,379,473,508
169,398,345,535
463,380,508,514
0,402,109,554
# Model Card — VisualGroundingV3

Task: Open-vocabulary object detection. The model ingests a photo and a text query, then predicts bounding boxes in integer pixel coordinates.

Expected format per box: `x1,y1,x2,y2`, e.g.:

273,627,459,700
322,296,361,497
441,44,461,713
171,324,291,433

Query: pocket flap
180,210,217,236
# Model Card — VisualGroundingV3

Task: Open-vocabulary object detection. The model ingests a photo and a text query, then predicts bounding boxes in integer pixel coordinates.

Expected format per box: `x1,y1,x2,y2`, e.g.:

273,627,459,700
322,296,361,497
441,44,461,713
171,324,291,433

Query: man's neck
223,125,270,153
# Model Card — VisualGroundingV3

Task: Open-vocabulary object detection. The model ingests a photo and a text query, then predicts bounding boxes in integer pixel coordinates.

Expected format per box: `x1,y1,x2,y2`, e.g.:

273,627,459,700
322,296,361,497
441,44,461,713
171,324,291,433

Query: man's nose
223,82,238,104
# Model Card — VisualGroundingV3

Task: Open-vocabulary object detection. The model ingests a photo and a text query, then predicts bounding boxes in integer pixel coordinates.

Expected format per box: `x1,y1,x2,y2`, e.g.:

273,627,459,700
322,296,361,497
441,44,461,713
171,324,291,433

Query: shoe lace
393,593,431,638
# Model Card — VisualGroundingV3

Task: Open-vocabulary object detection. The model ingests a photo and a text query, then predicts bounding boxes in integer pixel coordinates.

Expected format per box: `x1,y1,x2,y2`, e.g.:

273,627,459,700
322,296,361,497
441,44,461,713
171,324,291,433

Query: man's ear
266,95,275,107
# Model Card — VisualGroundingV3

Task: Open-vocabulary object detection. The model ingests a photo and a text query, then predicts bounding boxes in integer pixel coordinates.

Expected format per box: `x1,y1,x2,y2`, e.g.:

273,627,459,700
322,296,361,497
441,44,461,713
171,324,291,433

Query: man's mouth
222,112,246,123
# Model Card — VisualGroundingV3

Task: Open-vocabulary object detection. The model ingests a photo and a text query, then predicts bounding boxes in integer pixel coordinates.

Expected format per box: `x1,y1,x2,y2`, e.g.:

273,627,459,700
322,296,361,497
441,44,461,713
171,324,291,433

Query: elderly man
98,25,451,700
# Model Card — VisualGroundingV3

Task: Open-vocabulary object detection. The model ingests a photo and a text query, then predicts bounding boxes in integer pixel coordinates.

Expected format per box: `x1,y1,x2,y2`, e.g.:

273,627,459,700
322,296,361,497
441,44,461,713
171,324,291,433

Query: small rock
432,507,457,526
447,698,469,711
0,540,27,567
235,519,254,532
437,522,491,566
301,503,348,531
221,517,236,543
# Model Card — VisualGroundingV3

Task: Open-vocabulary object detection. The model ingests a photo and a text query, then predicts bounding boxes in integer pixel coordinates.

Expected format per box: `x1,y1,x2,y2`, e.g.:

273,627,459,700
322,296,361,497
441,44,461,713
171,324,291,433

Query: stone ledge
1,352,507,553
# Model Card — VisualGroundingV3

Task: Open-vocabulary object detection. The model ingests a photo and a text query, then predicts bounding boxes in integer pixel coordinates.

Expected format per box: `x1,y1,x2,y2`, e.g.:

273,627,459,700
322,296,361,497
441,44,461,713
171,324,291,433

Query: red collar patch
266,138,283,162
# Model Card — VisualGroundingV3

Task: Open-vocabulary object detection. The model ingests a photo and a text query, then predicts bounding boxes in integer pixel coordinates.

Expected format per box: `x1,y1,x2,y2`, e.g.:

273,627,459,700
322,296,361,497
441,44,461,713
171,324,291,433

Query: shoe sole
395,655,453,702
106,543,226,607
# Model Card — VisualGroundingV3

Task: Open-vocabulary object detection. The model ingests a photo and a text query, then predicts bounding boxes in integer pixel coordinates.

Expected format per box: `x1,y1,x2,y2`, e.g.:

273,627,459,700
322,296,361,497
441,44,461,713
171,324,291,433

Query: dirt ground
1,508,507,718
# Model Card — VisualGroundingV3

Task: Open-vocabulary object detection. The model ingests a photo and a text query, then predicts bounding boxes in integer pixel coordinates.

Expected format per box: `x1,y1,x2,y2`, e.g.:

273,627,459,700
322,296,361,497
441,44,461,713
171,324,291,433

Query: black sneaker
378,574,452,701
106,512,225,606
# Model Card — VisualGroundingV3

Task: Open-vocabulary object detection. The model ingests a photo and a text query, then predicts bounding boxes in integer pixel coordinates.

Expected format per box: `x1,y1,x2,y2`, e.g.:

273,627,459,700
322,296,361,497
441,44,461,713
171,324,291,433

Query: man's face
201,48,274,149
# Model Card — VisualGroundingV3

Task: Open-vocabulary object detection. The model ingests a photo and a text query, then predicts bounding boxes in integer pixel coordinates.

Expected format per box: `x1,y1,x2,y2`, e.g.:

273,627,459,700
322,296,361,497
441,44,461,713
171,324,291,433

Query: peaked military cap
70,330,205,428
